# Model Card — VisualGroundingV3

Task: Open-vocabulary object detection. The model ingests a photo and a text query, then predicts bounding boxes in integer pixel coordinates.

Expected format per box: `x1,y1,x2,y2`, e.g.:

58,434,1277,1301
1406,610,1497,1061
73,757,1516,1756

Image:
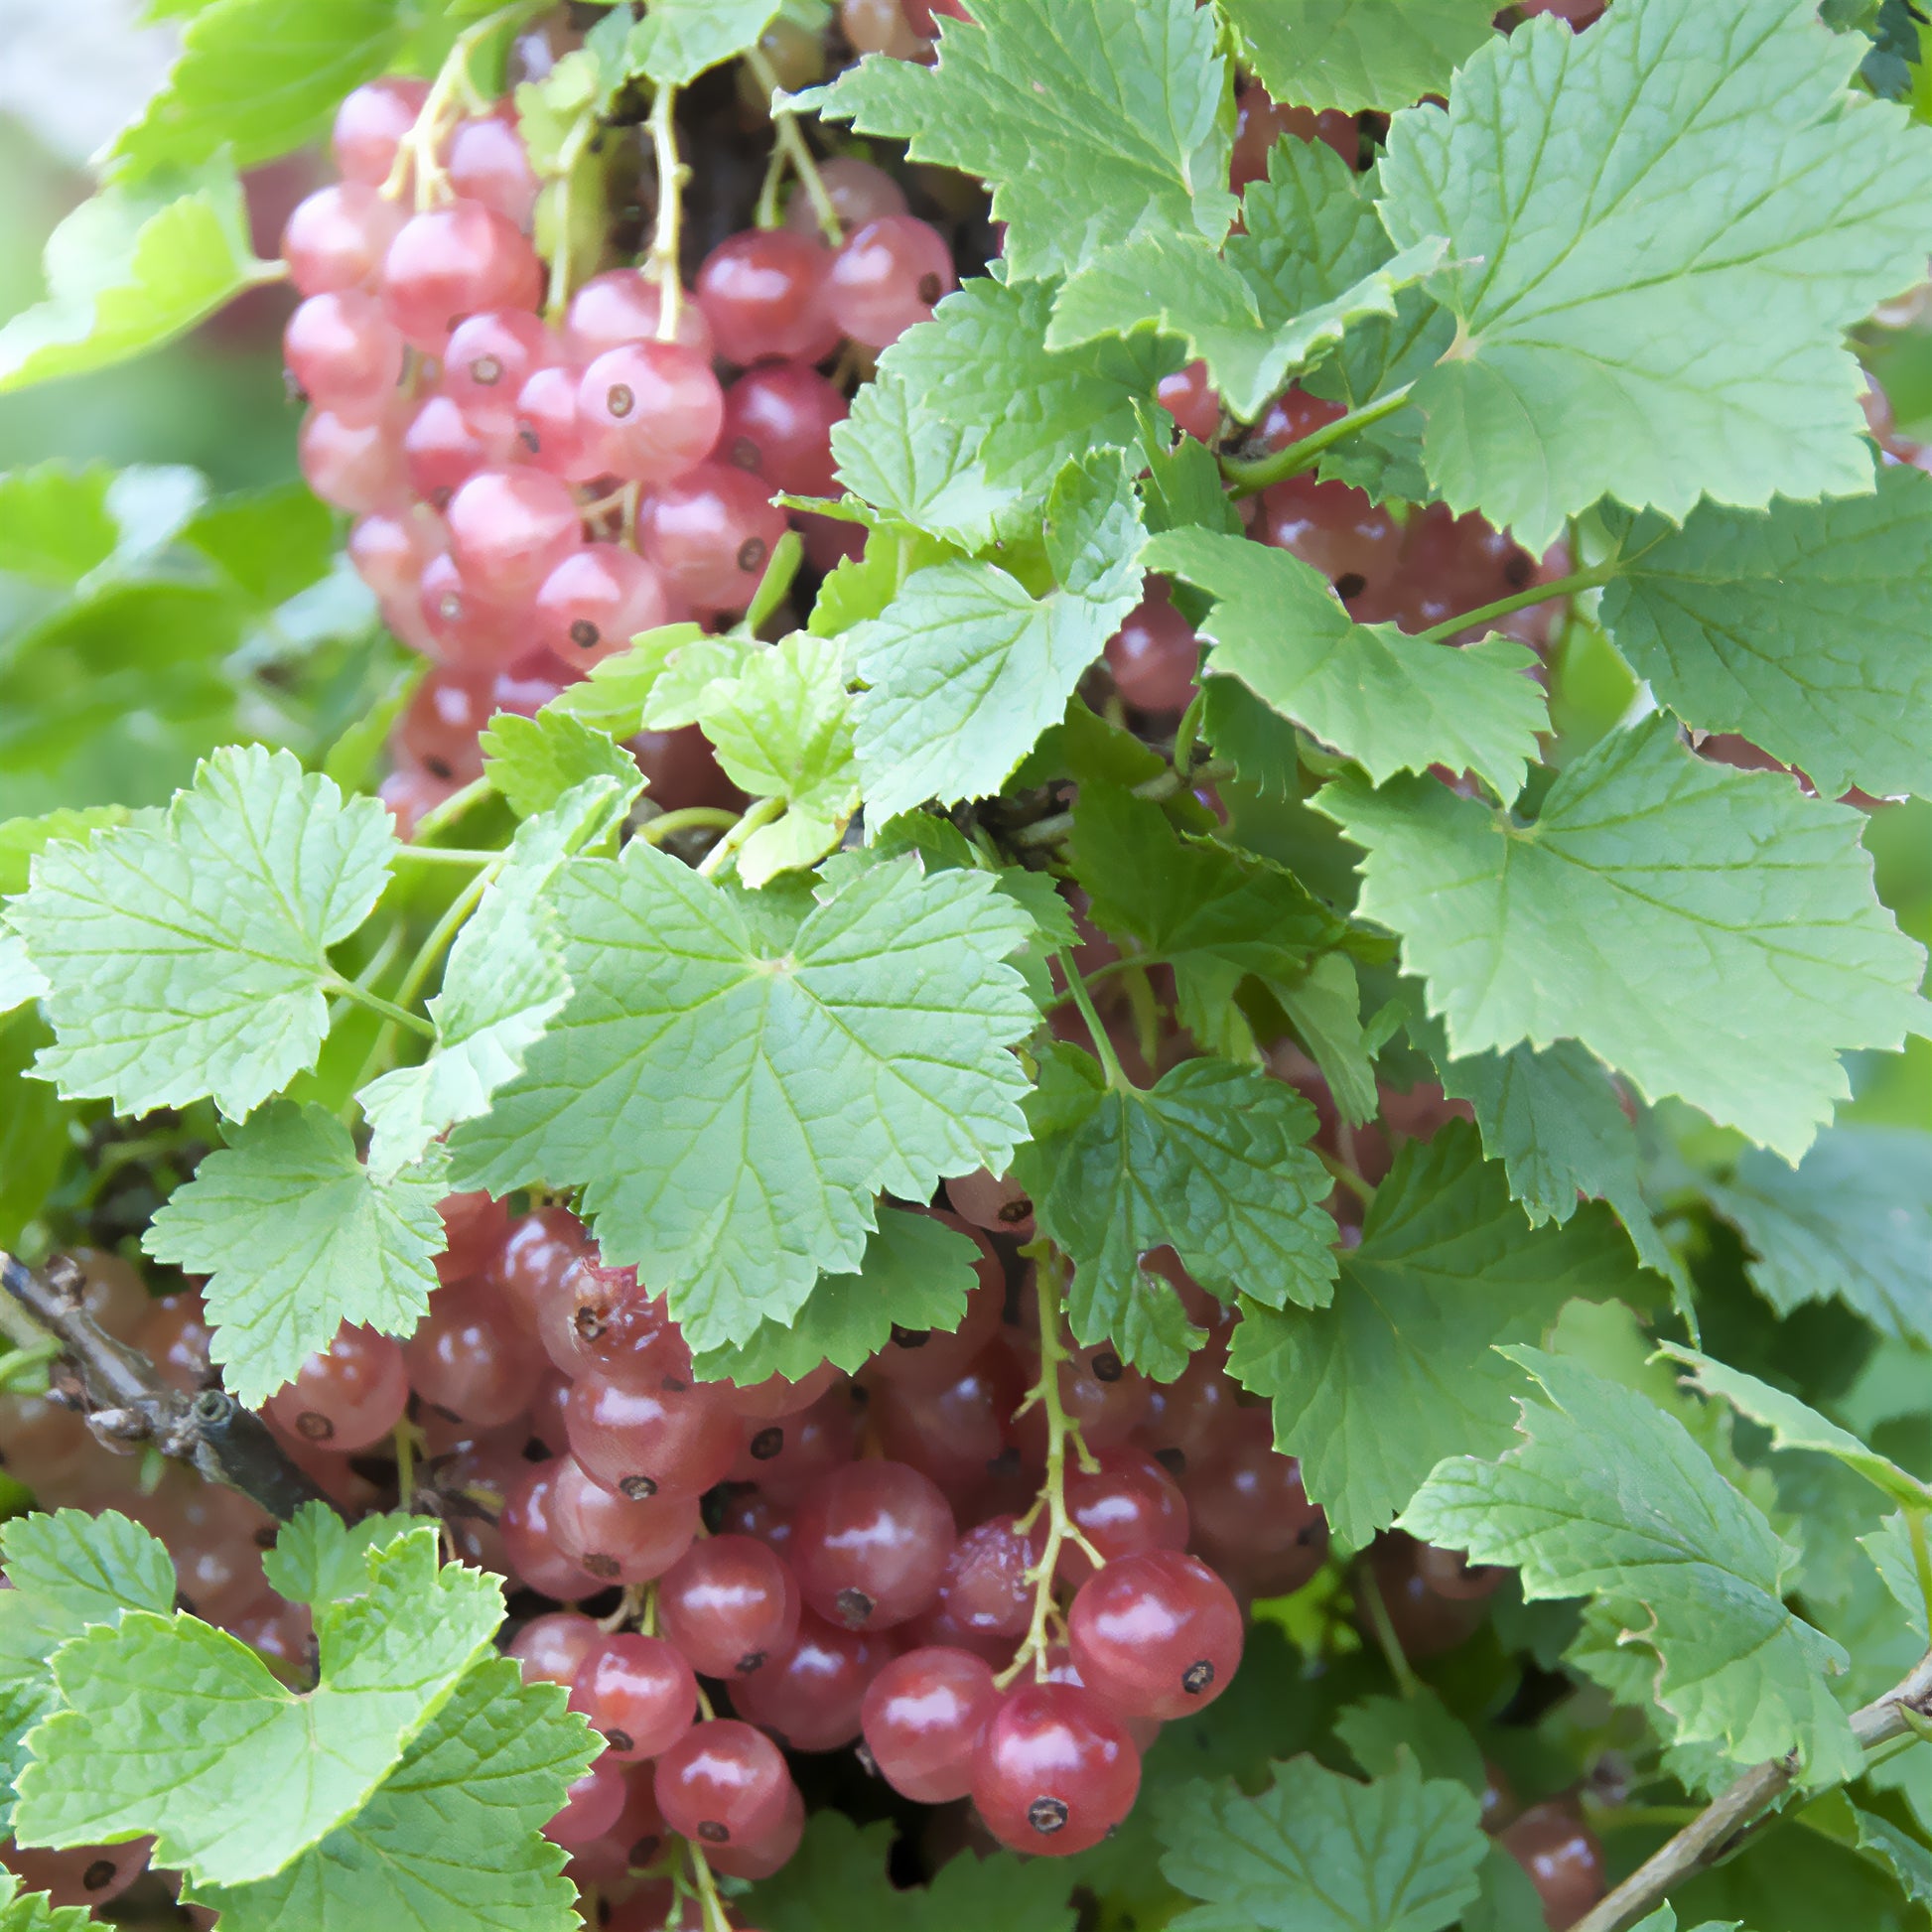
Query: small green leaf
1048,139,1448,421
1157,1753,1489,1932
1228,1120,1648,1544
848,454,1146,820
1319,717,1930,1162
1217,0,1499,112
1152,526,1548,803
360,780,625,1179
1014,1043,1336,1380
107,0,409,180
479,708,644,820
804,0,1235,281
14,1526,504,1886
0,161,279,395
0,1869,90,1932
451,850,1035,1350
625,0,782,84
691,1207,981,1382
696,633,861,886
10,745,396,1120
543,621,715,735
1400,1349,1860,1784
1334,1689,1485,1793
1069,779,1349,1062
261,1504,424,1609
1598,468,1932,802
143,1103,449,1409
1377,0,1932,547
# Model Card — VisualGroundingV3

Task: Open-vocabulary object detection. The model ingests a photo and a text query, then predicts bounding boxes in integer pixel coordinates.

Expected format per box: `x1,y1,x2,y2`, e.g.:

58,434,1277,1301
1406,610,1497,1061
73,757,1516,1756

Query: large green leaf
451,849,1035,1350
1228,1120,1646,1544
1216,0,1499,112
803,0,1235,281
1377,0,1932,546
1401,1350,1860,1785
1318,717,1930,1161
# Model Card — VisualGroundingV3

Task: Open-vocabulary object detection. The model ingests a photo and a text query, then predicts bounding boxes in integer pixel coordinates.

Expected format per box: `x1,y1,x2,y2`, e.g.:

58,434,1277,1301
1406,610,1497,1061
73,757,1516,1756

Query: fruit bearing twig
1571,1646,1932,1932
997,1253,1106,1689
0,1250,328,1521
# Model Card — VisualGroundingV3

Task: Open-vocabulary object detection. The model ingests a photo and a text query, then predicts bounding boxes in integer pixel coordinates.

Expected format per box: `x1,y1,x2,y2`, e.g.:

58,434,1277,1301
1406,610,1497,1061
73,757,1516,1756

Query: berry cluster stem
648,84,689,342
997,1256,1106,1689
681,1837,734,1932
382,0,544,207
745,46,842,245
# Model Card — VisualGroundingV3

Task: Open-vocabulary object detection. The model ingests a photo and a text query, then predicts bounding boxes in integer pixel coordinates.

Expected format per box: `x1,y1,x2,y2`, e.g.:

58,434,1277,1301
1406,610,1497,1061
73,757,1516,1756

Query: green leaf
1627,1913,1745,1932
1048,140,1448,420
360,780,627,1179
1228,1119,1647,1544
1656,1344,1932,1513
10,745,397,1119
803,0,1235,282
691,1206,982,1383
0,1870,90,1932
0,1012,72,1249
262,1503,424,1608
1157,1754,1489,1932
1860,1515,1929,1642
1150,526,1548,803
1418,1023,1685,1294
1318,716,1931,1162
0,161,279,395
1012,1043,1336,1380
1069,779,1349,1062
1847,1807,1932,1914
1399,1349,1861,1784
1703,1127,1932,1347
848,454,1146,821
107,0,409,180
882,276,1183,490
181,1655,593,1932
542,621,715,736
1376,0,1932,548
1217,1,1499,112
696,633,861,887
1334,1689,1485,1793
14,1526,504,1886
0,808,131,900
451,849,1035,1350
0,936,47,1016
625,0,781,84
748,1810,1077,1932
1598,468,1932,802
479,708,644,820
0,465,121,586
1275,952,1380,1127
829,373,1026,551
0,1510,178,1828
181,480,338,608
143,1103,449,1409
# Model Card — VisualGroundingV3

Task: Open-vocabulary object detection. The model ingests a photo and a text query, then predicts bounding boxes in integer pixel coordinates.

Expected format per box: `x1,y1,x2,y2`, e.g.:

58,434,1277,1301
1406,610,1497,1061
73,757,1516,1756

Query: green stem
410,775,491,846
746,46,842,244
332,979,436,1039
1357,1560,1422,1700
389,845,501,868
382,0,544,206
696,795,785,880
1042,952,1168,1011
347,862,500,1100
1220,385,1416,497
393,1419,417,1510
685,1841,732,1932
996,1257,1105,1689
1316,1146,1376,1206
640,805,743,844
1170,686,1206,779
648,84,688,342
1055,948,1127,1090
1416,564,1622,646
1012,758,1235,850
544,109,599,320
